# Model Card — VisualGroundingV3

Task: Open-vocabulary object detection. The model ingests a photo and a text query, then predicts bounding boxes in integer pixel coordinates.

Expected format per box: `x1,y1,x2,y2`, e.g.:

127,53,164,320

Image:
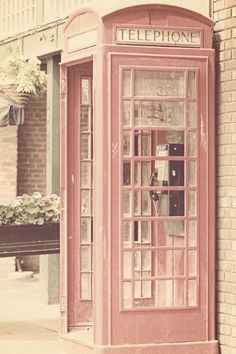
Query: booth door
110,53,211,344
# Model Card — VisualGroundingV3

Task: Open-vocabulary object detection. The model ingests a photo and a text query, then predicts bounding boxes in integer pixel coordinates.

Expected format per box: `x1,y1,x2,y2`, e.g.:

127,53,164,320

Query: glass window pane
134,100,184,127
141,221,151,243
123,131,131,156
141,133,151,156
123,281,132,309
81,162,90,188
142,162,150,186
123,251,132,278
188,71,196,97
123,162,131,186
141,191,151,215
123,100,131,126
142,250,151,270
188,279,197,306
134,191,140,216
188,102,196,128
81,106,90,131
123,191,131,216
165,220,185,237
174,279,185,306
81,190,90,215
81,218,91,244
123,70,131,97
81,78,89,104
156,250,173,276
81,246,90,271
123,221,131,247
134,162,139,186
174,250,185,275
189,220,197,247
188,191,196,216
81,134,90,160
135,70,184,96
80,273,90,299
188,131,196,156
189,250,197,276
156,280,173,307
188,160,196,186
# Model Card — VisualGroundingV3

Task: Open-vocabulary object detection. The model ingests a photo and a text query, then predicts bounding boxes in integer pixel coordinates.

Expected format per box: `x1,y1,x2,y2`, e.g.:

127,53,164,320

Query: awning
0,93,24,127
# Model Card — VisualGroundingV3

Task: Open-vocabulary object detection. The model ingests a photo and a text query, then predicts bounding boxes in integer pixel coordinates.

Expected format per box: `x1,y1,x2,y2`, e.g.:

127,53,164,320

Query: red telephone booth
60,5,218,354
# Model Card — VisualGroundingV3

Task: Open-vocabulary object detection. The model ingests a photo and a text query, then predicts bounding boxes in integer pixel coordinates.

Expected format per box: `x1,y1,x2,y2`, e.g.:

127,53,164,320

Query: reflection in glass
188,71,196,97
134,100,184,127
81,218,91,244
188,160,196,186
123,101,131,126
135,70,184,97
188,131,196,156
123,70,131,97
188,102,196,128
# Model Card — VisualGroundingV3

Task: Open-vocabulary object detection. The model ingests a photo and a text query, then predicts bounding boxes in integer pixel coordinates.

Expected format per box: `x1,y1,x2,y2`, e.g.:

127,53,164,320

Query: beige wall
87,0,211,17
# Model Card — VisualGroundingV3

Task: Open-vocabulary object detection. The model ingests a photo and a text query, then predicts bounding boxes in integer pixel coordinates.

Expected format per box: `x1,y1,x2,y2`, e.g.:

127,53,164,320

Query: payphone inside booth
60,4,218,354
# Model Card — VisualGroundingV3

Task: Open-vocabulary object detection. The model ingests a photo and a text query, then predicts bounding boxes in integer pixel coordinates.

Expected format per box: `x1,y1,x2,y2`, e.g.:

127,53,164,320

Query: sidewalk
0,273,61,354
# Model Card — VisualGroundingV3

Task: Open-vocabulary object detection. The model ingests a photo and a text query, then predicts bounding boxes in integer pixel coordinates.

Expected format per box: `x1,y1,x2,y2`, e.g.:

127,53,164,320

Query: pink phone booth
60,4,218,354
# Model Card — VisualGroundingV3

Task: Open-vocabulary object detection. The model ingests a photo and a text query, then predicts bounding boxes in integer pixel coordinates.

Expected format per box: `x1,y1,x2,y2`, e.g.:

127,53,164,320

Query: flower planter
0,222,60,257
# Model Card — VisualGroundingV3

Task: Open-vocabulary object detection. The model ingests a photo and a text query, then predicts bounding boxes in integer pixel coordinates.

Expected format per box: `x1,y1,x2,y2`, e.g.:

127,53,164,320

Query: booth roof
0,94,24,127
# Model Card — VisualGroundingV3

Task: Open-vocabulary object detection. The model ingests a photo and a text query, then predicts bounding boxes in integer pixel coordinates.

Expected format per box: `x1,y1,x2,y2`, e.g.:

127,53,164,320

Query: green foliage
0,193,60,225
0,55,47,95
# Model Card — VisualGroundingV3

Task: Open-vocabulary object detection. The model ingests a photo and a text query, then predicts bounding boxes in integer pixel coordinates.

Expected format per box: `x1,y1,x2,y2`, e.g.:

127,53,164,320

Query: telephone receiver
149,170,168,202
149,171,159,202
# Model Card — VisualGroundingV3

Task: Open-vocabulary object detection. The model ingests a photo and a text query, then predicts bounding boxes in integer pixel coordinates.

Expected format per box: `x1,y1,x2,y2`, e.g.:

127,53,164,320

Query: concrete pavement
0,273,61,354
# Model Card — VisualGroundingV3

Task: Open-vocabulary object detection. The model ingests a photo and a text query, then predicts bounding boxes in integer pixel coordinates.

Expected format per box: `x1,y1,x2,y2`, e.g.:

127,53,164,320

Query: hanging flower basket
0,55,47,106
0,84,30,106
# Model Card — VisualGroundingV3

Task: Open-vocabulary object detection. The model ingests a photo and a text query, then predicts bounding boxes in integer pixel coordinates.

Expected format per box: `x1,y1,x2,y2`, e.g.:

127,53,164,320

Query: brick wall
17,94,47,195
0,125,17,276
213,2,236,354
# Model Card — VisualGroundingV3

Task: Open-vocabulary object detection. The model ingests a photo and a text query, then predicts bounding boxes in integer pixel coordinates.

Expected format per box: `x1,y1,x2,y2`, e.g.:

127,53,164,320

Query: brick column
213,2,236,354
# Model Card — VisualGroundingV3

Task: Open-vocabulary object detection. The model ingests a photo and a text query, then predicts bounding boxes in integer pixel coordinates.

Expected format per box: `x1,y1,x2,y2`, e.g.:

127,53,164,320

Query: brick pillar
213,2,236,354
0,126,17,277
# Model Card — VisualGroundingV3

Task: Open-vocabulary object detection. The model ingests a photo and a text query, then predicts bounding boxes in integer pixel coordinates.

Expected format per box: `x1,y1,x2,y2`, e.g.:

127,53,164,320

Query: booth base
60,335,219,354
